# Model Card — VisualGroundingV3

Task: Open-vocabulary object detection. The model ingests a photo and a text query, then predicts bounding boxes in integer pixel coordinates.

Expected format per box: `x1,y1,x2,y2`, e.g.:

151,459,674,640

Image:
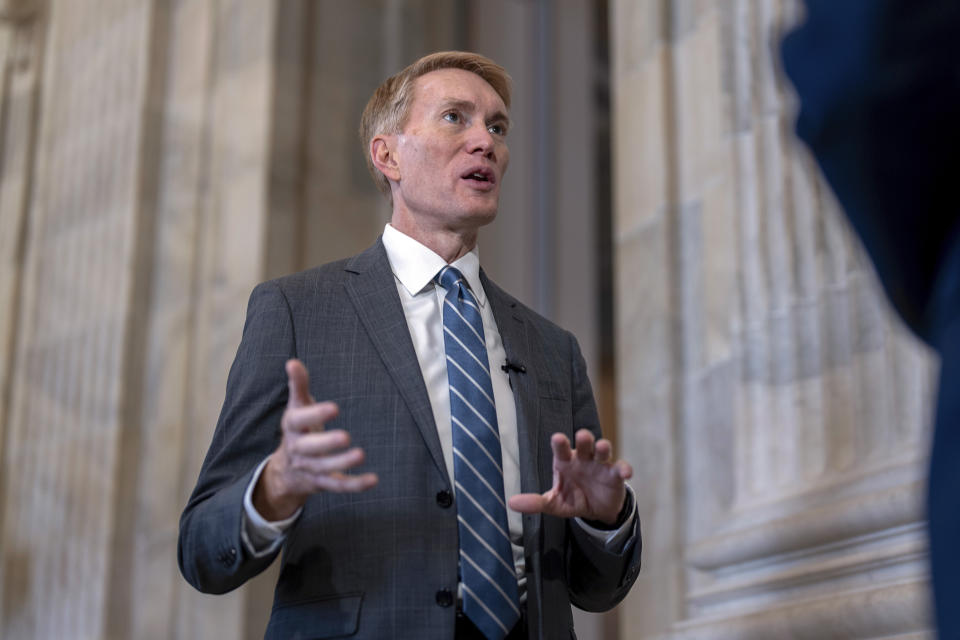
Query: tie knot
435,265,466,294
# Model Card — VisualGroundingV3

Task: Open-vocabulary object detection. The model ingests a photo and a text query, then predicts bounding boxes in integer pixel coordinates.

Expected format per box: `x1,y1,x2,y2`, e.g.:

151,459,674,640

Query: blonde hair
359,51,512,199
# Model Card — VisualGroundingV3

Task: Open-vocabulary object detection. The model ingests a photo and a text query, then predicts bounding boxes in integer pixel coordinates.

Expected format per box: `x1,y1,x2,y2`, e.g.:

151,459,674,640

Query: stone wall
612,1,937,638
4,1,937,638
0,1,613,638
0,1,281,637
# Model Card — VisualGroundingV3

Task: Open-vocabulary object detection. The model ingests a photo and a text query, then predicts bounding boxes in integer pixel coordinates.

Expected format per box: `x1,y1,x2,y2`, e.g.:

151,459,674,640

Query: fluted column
612,1,936,638
0,2,157,637
0,0,43,533
0,1,281,637
0,2,468,638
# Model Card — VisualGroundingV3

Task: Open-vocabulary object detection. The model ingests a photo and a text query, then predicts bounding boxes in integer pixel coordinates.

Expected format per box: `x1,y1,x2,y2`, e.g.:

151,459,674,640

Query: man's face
389,68,510,233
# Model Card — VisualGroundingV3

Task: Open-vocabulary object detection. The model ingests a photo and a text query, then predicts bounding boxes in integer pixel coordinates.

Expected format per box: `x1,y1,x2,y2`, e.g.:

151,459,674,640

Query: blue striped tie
436,265,520,640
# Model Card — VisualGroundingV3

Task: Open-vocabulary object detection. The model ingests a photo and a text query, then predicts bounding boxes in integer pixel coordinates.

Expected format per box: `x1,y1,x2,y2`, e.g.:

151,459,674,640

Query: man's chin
454,199,499,227
468,208,498,228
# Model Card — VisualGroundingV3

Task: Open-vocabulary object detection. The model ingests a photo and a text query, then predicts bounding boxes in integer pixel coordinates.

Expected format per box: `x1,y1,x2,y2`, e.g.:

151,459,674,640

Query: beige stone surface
612,1,936,638
0,16,42,517
1,2,157,638
4,1,933,638
0,2,618,639
613,54,668,237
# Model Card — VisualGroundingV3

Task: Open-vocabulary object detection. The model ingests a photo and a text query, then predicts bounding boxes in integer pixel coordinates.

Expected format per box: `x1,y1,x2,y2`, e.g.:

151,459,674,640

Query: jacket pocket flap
266,592,363,639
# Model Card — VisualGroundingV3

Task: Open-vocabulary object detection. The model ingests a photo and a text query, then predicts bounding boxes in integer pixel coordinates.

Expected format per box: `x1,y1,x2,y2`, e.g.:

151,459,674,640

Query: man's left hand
508,429,633,525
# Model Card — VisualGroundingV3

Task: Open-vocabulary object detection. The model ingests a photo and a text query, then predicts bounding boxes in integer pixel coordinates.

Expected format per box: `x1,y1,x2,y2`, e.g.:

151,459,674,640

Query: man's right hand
252,358,379,521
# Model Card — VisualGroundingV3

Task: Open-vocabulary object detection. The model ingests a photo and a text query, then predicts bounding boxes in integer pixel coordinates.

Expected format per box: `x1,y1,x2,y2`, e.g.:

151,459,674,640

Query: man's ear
371,135,400,182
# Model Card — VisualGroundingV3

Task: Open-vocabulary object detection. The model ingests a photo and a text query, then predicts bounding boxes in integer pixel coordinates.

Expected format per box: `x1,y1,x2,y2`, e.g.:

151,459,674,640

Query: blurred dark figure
782,0,960,634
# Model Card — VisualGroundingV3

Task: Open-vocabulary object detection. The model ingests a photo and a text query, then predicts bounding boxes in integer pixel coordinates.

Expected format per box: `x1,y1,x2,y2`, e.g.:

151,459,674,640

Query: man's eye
443,112,460,123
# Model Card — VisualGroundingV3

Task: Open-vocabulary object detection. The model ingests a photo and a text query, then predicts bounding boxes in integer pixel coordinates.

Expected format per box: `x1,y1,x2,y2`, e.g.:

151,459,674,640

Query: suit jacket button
436,490,453,508
435,589,454,608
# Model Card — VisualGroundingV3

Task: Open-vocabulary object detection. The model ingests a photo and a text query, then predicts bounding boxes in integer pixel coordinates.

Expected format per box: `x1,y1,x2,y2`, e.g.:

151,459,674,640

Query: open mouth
461,168,495,184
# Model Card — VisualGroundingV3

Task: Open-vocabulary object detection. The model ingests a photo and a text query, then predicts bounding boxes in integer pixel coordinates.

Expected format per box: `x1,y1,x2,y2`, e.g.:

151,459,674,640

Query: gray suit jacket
178,239,642,639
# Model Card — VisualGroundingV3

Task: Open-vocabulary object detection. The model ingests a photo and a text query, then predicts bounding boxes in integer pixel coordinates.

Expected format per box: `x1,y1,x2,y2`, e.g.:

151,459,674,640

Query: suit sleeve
178,281,295,594
562,333,643,611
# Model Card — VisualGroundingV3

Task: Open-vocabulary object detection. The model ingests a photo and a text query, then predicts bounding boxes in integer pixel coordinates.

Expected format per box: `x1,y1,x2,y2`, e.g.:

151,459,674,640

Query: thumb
286,359,313,408
508,493,548,515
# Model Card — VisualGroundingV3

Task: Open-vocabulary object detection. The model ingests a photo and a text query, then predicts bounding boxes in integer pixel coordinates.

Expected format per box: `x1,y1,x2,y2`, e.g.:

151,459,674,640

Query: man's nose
466,122,496,157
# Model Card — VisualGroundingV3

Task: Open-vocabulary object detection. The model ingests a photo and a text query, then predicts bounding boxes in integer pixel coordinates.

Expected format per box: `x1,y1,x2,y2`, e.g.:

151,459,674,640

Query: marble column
0,0,44,555
612,1,936,638
0,1,619,638
0,0,161,637
0,1,466,638
0,0,282,637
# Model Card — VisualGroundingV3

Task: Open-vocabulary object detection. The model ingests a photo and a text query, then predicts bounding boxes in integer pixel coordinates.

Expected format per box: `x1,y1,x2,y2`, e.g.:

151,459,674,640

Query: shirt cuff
574,485,637,552
241,457,302,558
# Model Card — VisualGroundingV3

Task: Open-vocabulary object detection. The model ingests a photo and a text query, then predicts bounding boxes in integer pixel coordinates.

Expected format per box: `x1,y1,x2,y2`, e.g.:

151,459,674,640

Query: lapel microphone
501,359,527,374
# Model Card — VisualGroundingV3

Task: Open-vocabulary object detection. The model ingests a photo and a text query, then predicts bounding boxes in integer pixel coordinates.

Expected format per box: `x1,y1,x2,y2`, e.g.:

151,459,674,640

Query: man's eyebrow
488,110,510,129
440,98,473,110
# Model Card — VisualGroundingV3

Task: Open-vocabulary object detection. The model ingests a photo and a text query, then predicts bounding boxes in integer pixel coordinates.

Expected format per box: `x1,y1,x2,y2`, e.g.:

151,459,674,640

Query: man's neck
389,219,478,264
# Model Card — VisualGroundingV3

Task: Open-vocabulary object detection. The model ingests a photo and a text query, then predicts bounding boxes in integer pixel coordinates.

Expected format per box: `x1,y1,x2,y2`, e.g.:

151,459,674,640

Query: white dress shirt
241,224,635,591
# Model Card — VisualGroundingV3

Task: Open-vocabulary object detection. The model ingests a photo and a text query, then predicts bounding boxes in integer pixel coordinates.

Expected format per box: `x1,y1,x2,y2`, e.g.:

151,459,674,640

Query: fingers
284,402,339,434
551,433,573,462
293,458,378,494
553,430,602,463
594,438,613,463
292,428,350,455
574,429,596,461
271,362,378,501
552,430,631,479
286,429,366,472
315,472,379,493
286,359,314,408
508,493,549,514
277,429,379,496
292,440,365,475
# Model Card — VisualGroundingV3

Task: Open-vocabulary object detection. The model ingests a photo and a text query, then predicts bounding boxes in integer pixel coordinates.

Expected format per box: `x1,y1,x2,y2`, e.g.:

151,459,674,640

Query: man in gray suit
179,51,641,639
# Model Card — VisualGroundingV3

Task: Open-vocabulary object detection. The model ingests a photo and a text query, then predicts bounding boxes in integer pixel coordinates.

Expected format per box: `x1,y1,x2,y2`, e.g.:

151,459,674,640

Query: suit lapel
482,272,542,520
343,239,448,484
483,272,549,632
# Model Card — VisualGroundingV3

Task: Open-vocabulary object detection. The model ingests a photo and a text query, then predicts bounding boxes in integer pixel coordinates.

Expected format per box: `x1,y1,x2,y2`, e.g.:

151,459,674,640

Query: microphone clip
501,359,527,374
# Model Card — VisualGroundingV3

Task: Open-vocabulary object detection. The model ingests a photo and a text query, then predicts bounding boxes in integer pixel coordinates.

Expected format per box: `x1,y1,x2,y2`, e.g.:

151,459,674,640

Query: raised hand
508,429,632,525
252,359,378,521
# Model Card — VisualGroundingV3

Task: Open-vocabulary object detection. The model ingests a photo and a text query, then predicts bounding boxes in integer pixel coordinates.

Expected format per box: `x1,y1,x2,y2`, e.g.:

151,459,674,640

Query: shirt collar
381,224,487,306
